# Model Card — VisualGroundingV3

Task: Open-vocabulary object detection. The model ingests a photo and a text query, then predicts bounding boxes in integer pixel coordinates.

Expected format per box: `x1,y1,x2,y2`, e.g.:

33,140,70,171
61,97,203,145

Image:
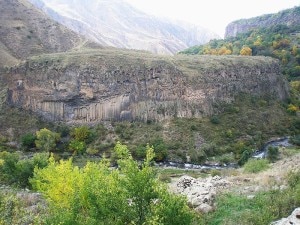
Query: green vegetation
0,190,46,225
179,24,300,81
35,128,60,152
28,143,195,225
0,93,298,166
243,159,270,173
0,151,48,188
198,170,300,225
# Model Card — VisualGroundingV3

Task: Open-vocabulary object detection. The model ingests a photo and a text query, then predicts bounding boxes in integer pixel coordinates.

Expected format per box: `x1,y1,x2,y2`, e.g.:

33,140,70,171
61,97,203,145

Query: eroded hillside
0,0,86,67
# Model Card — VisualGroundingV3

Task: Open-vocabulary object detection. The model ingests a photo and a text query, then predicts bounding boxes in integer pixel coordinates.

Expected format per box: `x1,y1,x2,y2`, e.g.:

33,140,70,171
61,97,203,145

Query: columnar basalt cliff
5,49,289,123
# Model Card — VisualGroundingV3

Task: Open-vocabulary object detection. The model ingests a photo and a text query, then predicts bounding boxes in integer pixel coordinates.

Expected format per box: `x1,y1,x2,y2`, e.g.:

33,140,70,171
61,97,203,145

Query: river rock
172,175,231,213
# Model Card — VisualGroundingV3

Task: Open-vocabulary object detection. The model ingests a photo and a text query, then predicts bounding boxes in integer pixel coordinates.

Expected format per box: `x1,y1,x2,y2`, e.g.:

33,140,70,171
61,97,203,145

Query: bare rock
173,175,231,213
271,208,300,225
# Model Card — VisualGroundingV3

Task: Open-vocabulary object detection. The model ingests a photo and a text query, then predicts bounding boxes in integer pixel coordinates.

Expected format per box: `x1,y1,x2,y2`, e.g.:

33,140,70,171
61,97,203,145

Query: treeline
179,24,300,80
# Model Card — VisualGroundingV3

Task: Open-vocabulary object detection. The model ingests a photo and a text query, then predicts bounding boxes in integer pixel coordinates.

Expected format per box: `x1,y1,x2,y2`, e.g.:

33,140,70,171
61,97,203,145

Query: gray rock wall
5,51,289,123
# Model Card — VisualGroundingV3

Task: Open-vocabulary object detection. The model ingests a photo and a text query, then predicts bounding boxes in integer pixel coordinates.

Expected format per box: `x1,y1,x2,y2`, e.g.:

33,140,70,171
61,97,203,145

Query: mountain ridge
27,0,219,55
225,6,300,38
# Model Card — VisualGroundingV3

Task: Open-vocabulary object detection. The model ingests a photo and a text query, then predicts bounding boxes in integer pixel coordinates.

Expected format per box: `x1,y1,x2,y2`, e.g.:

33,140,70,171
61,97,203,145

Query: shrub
0,192,46,225
0,152,48,188
68,140,86,155
210,115,220,124
35,128,60,152
30,143,194,225
266,146,279,162
151,138,168,162
243,159,269,173
71,126,91,142
21,133,36,150
211,169,221,177
287,170,300,188
291,135,300,145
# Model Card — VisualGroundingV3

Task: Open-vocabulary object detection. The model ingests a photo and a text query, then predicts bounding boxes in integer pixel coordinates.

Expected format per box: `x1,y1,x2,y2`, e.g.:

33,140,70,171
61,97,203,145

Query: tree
240,46,252,56
68,140,86,154
35,128,60,152
30,143,194,225
71,126,91,142
21,133,36,150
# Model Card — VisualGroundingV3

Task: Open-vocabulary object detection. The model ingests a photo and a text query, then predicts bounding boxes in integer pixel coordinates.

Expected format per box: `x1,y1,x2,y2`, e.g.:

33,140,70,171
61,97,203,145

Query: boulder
173,175,231,213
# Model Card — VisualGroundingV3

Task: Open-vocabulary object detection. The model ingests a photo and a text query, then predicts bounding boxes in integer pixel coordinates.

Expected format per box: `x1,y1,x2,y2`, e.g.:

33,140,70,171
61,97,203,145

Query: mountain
27,0,219,55
225,6,300,38
0,0,86,67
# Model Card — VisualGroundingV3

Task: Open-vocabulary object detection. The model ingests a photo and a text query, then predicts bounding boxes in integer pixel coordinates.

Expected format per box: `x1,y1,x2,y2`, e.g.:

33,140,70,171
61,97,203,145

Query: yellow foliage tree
218,46,232,55
240,46,252,56
292,45,298,56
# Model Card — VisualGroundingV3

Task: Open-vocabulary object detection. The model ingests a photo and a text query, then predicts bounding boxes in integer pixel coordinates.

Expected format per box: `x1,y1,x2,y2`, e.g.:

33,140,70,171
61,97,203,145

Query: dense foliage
199,170,300,225
0,151,48,188
179,24,300,81
29,142,195,225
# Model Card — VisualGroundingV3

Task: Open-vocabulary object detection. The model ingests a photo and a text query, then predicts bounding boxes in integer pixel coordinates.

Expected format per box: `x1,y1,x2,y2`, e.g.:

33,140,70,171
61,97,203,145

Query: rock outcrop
225,6,300,38
5,49,289,123
170,175,231,213
271,208,300,225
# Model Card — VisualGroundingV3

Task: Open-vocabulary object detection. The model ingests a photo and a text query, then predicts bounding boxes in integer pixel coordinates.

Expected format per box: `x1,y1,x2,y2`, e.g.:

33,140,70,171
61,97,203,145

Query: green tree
30,143,194,225
35,128,60,152
21,133,36,150
68,140,86,154
71,126,91,142
266,146,279,162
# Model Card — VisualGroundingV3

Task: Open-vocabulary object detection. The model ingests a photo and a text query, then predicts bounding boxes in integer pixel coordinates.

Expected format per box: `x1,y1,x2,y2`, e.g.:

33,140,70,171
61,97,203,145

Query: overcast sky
125,0,300,38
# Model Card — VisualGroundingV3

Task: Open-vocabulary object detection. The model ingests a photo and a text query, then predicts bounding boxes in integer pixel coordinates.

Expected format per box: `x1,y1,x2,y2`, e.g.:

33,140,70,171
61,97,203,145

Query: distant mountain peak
28,0,219,54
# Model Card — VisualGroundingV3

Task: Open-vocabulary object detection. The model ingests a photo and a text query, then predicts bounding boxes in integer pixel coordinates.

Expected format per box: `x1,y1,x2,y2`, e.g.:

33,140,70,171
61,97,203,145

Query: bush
211,169,221,177
151,138,168,162
21,133,36,150
0,152,48,188
71,126,91,142
210,115,220,124
0,191,46,225
30,143,194,225
243,159,270,173
266,146,279,162
287,170,300,188
68,140,86,155
35,128,60,152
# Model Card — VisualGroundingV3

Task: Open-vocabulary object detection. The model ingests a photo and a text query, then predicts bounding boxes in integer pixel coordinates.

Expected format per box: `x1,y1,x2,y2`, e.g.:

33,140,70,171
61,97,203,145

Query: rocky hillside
27,0,219,55
5,48,289,123
0,0,86,67
225,6,300,38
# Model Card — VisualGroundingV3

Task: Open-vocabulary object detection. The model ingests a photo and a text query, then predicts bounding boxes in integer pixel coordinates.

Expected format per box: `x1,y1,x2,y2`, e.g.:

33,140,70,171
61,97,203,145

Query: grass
243,159,270,173
157,168,207,179
199,180,300,225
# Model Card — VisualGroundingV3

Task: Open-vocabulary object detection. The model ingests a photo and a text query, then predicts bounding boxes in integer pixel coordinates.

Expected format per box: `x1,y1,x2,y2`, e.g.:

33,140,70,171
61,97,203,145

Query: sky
125,0,300,38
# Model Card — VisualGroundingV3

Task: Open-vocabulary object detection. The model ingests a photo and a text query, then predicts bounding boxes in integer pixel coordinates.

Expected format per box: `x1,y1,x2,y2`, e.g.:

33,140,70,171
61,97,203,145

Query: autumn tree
240,46,252,56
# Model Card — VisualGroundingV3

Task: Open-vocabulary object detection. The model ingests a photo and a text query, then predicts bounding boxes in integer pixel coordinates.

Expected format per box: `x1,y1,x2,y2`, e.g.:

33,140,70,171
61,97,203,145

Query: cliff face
5,49,289,123
225,6,300,38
